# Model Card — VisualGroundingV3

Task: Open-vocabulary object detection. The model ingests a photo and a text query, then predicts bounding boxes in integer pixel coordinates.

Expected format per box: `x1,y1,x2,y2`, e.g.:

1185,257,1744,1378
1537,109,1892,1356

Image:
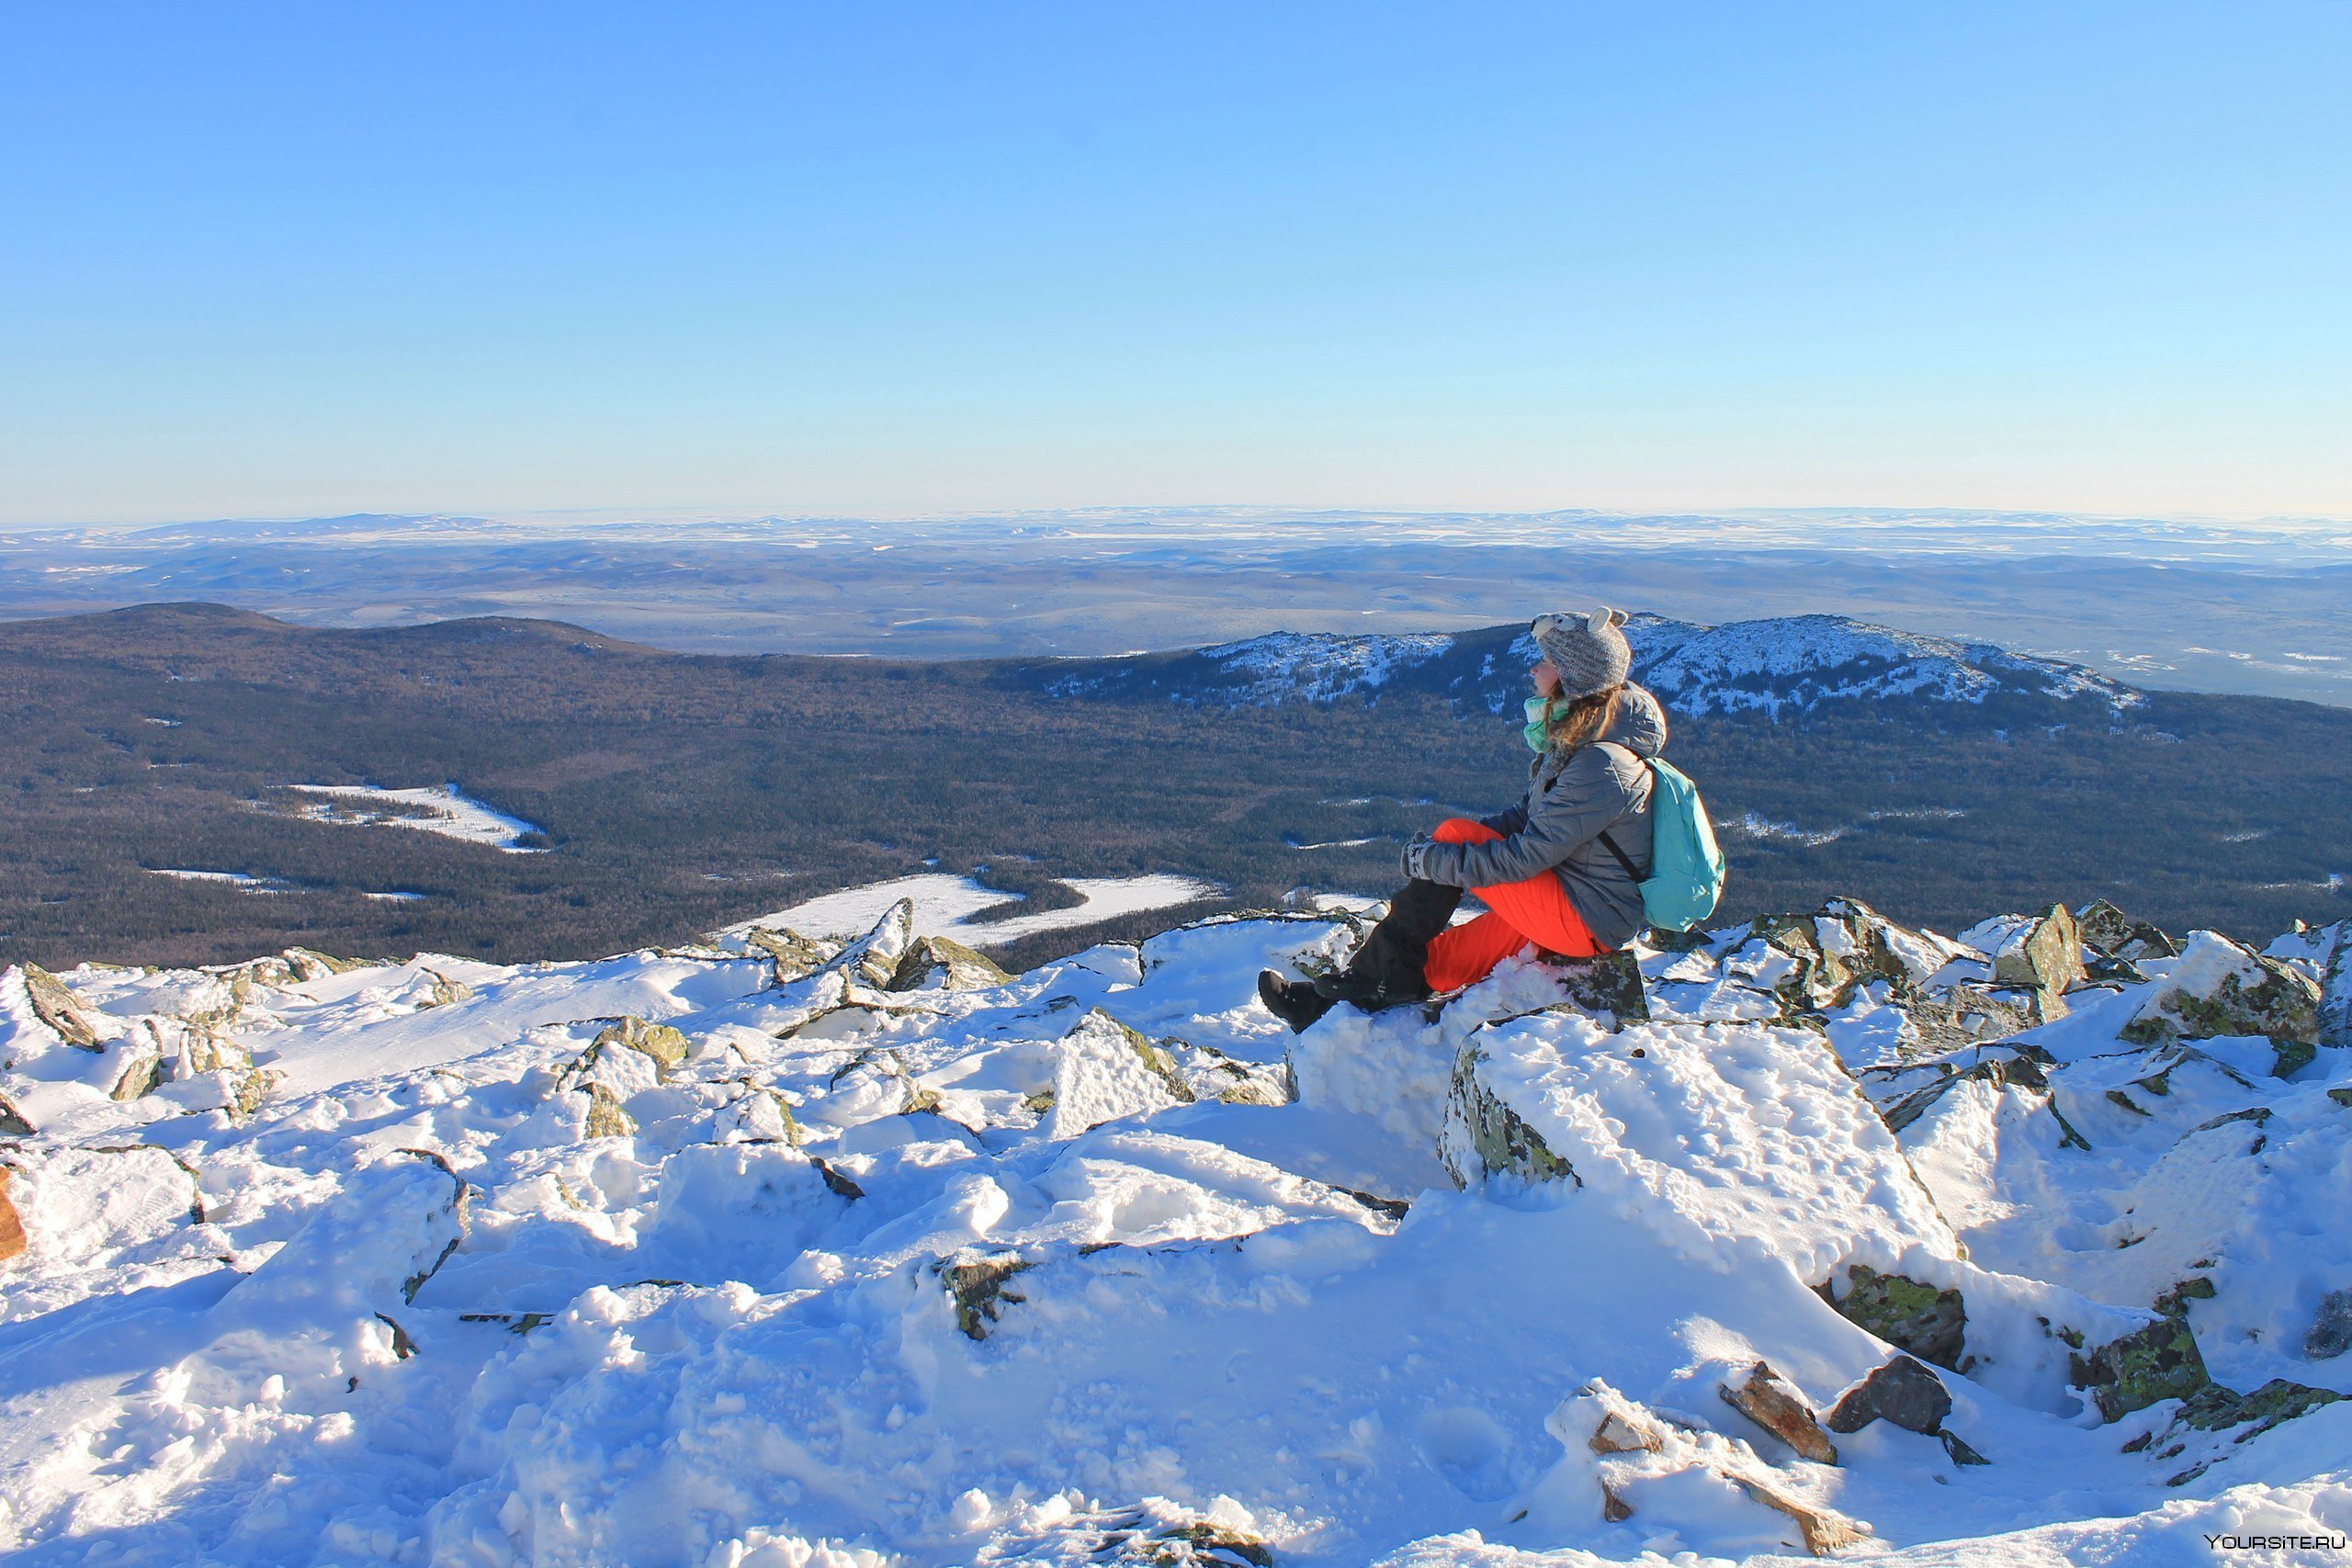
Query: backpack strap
1591,741,1654,883
1596,829,1645,884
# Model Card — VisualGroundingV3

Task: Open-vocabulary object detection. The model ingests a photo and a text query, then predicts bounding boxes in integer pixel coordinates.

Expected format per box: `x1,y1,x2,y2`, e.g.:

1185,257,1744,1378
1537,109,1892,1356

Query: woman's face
1532,660,1563,697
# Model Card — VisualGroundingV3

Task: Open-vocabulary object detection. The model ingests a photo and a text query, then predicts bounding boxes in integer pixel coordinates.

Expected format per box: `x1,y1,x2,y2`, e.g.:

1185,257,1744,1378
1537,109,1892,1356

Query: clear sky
3,3,2346,525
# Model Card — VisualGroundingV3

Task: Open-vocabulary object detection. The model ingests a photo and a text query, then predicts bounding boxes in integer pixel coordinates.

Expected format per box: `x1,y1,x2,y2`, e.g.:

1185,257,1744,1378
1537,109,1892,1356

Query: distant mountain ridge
1027,612,2146,720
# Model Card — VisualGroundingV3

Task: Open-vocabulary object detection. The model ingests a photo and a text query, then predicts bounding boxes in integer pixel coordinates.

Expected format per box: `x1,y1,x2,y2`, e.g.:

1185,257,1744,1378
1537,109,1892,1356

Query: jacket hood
1597,682,1668,759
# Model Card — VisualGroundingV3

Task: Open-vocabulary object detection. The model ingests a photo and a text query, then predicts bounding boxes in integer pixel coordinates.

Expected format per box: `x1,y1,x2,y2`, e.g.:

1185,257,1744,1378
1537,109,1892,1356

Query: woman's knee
1432,817,1497,846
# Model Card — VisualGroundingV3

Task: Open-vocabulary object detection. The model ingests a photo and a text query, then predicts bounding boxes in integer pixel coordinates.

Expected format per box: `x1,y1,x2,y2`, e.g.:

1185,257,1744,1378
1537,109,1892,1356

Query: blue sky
3,3,2346,523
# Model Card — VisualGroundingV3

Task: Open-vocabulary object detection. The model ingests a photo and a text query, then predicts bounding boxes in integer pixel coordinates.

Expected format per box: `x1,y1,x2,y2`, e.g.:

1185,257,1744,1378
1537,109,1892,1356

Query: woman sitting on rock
1259,608,1668,1032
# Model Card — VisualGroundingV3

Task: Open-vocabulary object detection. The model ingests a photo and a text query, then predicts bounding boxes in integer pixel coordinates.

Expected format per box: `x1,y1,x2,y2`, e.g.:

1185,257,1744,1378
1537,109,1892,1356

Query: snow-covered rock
1,891,2348,1564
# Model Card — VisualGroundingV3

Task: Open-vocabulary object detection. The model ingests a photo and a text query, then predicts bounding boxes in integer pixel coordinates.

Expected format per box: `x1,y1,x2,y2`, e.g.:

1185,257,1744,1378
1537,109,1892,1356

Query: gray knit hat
1531,607,1632,698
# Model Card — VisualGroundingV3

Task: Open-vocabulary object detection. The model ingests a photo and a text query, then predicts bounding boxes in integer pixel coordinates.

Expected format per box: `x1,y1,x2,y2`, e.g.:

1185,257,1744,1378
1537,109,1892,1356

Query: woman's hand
1532,660,1563,698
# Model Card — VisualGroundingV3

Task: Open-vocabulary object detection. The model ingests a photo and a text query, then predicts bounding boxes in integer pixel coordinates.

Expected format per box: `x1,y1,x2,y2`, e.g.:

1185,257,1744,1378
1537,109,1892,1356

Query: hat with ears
1531,607,1632,699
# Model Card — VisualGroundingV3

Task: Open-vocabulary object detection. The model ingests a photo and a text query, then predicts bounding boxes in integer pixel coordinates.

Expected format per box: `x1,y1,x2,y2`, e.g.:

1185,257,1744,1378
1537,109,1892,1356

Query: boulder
1988,904,2086,1020
0,1089,32,1136
416,969,472,1010
2304,1287,2352,1359
1725,1472,1872,1556
1721,1360,1838,1463
1826,1355,1951,1436
2121,932,2321,1052
887,934,1013,993
1822,1265,1967,1371
283,946,380,980
2071,1317,2211,1422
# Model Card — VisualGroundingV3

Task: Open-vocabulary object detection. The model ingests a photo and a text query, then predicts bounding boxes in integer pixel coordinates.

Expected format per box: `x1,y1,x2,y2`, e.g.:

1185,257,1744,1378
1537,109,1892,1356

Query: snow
737,873,1221,948
145,869,292,893
1626,614,2145,718
274,783,549,852
0,894,2347,1564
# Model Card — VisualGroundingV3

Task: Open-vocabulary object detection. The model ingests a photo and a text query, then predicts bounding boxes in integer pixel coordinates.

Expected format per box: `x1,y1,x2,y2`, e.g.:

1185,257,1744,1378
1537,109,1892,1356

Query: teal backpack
1597,751,1727,933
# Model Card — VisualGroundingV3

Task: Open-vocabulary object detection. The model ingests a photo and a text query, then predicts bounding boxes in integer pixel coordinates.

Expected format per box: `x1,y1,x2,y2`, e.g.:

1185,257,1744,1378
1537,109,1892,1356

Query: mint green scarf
1522,695,1573,753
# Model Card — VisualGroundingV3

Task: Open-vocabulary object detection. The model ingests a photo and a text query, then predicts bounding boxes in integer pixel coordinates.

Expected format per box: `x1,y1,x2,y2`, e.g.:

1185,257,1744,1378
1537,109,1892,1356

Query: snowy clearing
0,889,2346,1564
272,783,548,852
143,869,292,894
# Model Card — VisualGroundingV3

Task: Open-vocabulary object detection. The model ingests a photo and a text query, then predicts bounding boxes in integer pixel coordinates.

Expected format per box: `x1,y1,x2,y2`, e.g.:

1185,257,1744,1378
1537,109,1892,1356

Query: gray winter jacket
1410,683,1669,952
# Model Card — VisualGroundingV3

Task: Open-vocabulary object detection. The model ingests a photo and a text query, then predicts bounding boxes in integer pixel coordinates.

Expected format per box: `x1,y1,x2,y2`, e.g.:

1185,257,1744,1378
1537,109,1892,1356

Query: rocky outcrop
0,1089,31,1136
743,925,840,986
1532,949,1648,1023
887,934,1012,993
2143,1379,2346,1485
2120,931,2322,1076
829,898,919,989
580,1083,638,1139
2077,900,2179,963
2321,925,2352,1050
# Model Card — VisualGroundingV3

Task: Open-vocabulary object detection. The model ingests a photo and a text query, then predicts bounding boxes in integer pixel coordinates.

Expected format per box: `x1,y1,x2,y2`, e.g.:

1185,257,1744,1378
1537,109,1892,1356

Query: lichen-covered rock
283,946,380,980
18,964,106,1049
1533,948,1649,1024
580,1083,638,1139
2304,1287,2352,1359
887,934,1013,993
592,1016,690,1077
2120,932,2321,1069
1903,983,2043,1055
1439,1040,1578,1187
743,925,840,985
0,1089,32,1136
1721,1360,1838,1463
1822,1264,1968,1370
2072,1316,2211,1421
939,1252,1035,1340
1826,1354,1951,1436
2077,900,2180,962
1988,904,2086,1020
827,898,919,989
2146,1378,2346,1484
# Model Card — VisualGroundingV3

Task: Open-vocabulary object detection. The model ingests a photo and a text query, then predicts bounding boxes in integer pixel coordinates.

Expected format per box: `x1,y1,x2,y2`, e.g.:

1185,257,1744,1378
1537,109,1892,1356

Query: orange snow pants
1421,818,1608,994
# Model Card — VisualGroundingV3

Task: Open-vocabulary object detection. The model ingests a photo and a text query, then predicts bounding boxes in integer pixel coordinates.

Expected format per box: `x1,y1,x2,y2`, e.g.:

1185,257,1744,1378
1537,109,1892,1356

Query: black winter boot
1314,879,1463,1009
1257,970,1336,1033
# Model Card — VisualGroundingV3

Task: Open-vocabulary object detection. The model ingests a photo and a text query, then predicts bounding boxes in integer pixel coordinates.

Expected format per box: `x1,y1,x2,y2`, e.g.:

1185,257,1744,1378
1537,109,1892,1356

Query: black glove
1401,837,1435,881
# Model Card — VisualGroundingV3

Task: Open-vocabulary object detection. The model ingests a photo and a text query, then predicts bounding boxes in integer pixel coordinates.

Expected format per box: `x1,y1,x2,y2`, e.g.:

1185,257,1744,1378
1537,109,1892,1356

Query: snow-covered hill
2,890,2348,1564
1034,613,2145,722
